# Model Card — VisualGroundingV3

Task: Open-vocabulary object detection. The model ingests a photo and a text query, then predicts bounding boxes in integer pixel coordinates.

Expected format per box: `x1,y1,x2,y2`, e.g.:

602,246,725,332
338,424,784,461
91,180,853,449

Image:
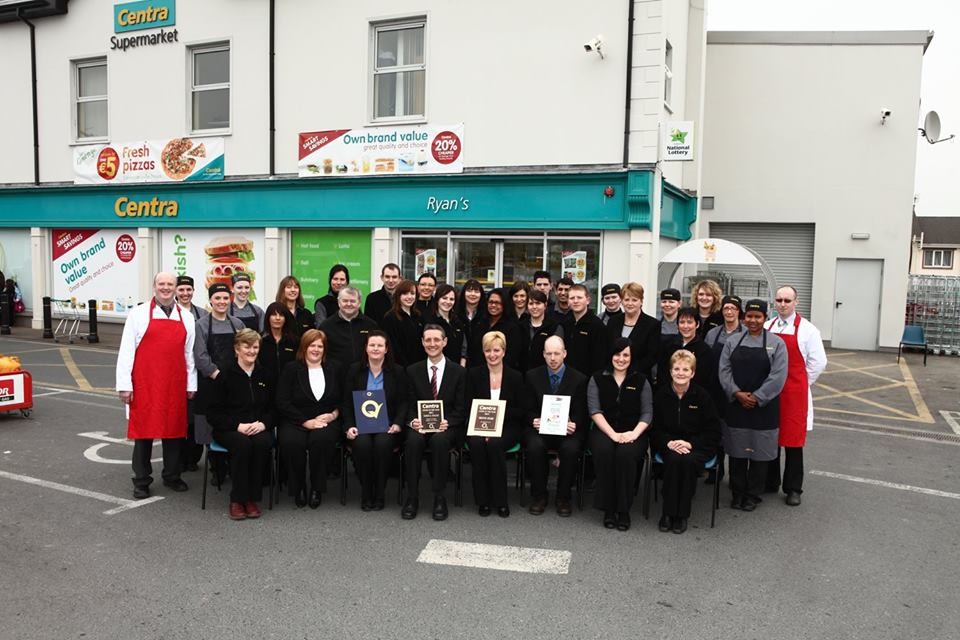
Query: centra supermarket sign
111,0,178,51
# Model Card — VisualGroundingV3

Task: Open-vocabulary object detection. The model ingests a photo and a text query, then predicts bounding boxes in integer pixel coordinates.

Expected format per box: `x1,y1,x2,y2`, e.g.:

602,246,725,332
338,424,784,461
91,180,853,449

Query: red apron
127,300,188,440
773,314,809,447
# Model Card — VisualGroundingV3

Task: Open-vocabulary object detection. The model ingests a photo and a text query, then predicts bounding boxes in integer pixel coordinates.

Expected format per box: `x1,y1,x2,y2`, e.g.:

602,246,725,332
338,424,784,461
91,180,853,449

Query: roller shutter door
708,222,815,318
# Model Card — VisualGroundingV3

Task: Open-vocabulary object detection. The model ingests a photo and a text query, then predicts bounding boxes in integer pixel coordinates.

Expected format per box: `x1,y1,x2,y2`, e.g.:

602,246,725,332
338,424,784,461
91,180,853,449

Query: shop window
74,58,108,141
547,238,601,302
663,40,673,111
372,19,426,121
190,43,230,132
401,236,447,284
923,249,954,269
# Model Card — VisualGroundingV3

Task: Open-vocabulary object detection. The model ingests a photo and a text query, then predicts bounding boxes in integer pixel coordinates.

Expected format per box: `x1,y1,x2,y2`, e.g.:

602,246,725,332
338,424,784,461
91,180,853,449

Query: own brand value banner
51,229,140,318
160,230,264,308
73,137,224,184
290,230,372,310
298,124,463,177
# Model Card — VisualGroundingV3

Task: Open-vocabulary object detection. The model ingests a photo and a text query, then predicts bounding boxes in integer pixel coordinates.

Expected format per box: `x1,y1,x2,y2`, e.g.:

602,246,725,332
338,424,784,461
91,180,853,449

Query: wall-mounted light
851,232,870,240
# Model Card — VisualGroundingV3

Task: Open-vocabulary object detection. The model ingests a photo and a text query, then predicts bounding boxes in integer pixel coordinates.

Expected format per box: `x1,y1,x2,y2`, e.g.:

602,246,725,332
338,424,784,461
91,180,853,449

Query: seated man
522,335,589,516
402,324,467,521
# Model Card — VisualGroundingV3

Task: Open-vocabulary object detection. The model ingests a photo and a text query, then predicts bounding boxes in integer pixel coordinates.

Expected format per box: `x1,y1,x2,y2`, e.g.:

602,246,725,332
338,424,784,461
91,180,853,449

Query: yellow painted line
815,381,930,422
59,347,94,392
820,362,903,385
816,406,931,423
898,359,934,424
814,381,905,401
818,363,899,375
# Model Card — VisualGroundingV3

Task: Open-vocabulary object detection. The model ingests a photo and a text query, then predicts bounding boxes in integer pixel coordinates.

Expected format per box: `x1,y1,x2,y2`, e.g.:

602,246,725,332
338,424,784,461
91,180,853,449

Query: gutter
19,7,40,185
621,0,635,168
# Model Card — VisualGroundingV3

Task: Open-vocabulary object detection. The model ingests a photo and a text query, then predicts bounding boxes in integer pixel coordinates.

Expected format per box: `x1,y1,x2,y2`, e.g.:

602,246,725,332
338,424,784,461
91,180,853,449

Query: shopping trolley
52,298,83,343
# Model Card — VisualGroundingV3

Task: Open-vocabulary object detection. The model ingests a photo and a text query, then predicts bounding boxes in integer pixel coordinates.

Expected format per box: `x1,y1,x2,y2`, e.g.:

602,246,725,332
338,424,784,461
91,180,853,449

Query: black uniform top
519,316,564,371
291,306,315,336
466,315,522,370
606,311,659,379
364,287,393,324
380,310,426,368
206,361,276,435
341,362,409,429
650,382,721,455
275,360,343,432
258,332,298,388
466,365,526,432
657,336,715,390
562,310,608,377
586,370,653,433
523,365,589,436
696,311,724,340
318,312,380,371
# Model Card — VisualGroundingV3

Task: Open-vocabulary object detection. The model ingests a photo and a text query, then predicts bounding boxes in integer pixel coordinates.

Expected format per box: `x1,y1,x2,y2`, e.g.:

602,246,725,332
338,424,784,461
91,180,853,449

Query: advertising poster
74,137,224,184
290,230,372,310
51,229,140,318
0,229,33,312
160,230,263,308
298,124,463,177
562,250,587,284
415,248,437,276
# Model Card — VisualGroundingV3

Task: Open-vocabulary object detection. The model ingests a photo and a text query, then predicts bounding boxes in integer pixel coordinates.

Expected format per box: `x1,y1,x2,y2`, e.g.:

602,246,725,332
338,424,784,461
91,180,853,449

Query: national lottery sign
73,137,224,184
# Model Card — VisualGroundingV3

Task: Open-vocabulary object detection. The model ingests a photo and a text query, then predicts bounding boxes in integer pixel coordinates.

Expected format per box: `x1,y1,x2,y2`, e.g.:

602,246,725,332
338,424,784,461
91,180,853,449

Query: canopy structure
657,237,777,301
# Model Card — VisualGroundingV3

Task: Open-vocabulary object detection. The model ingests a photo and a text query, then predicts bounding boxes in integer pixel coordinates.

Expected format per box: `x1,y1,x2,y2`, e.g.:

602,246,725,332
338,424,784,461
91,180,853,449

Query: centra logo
114,0,176,34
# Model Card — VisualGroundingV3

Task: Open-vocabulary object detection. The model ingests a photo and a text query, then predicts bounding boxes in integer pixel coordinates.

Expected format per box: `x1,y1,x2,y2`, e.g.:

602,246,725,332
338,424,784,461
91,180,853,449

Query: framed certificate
354,389,389,434
418,400,444,433
538,394,571,436
467,399,506,438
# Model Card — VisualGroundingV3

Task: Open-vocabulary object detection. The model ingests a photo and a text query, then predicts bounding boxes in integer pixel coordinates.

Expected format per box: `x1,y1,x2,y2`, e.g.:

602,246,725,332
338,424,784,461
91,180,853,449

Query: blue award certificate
353,389,389,434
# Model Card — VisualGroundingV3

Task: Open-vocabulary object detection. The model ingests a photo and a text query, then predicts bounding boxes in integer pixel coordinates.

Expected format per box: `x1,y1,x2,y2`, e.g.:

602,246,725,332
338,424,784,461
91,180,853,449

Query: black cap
231,272,251,284
176,275,194,288
721,295,742,310
208,283,231,298
660,288,681,301
601,283,621,297
744,298,768,314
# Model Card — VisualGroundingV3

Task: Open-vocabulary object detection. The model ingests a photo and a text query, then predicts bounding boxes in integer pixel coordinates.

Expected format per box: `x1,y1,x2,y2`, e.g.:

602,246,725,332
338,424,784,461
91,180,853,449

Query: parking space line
417,539,572,574
940,411,960,435
59,348,95,392
899,360,934,423
0,469,164,515
811,470,960,500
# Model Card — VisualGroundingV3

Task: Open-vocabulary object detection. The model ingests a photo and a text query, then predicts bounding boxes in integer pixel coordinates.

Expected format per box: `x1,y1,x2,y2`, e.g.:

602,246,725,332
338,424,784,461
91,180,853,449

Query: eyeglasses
775,298,795,303
488,300,503,306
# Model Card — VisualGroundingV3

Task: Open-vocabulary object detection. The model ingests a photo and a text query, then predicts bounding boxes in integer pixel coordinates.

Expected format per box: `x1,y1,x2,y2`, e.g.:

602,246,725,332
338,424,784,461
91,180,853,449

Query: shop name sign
111,0,178,51
114,196,179,218
426,196,470,213
661,121,695,161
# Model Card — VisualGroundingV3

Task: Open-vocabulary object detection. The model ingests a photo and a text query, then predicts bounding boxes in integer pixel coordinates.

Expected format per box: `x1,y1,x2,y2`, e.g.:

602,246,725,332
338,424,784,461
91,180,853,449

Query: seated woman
466,331,524,518
276,329,342,509
205,329,275,521
342,331,408,511
651,349,721,534
587,337,653,531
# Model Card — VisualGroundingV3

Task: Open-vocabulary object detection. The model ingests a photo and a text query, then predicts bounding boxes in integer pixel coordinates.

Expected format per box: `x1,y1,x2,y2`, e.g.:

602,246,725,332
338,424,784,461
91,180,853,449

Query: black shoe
616,512,631,531
294,489,307,508
672,517,688,534
162,479,188,492
183,462,199,473
741,496,758,512
785,492,802,506
432,495,448,521
556,499,572,517
528,496,547,516
372,500,385,511
133,486,150,500
730,497,743,510
361,501,373,512
308,490,321,509
401,499,419,520
497,506,510,518
658,514,672,532
478,505,491,517
603,511,617,529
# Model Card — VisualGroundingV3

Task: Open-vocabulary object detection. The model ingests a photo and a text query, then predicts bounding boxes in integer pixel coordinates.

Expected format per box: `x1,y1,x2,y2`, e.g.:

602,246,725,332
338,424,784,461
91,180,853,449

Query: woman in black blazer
276,329,342,509
258,302,299,388
379,279,426,367
605,281,659,380
342,330,408,511
466,331,524,517
426,283,466,363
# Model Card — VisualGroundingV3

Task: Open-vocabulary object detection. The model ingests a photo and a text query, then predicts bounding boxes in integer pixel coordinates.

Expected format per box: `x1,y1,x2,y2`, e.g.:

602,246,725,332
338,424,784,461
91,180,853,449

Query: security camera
584,35,605,59
880,108,892,125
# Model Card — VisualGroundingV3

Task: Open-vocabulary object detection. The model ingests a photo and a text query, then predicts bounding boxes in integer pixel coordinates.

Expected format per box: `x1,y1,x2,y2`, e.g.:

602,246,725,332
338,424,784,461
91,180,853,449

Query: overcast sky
707,0,958,216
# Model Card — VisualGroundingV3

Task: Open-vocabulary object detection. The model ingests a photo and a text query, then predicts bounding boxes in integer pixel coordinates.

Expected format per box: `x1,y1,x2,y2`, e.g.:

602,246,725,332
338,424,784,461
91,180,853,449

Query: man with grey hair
116,272,197,499
319,286,380,370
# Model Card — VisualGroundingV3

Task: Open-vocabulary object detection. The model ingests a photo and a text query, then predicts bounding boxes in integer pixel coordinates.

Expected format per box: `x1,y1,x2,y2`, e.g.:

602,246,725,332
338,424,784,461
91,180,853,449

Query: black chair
201,437,278,511
642,452,720,528
339,442,405,506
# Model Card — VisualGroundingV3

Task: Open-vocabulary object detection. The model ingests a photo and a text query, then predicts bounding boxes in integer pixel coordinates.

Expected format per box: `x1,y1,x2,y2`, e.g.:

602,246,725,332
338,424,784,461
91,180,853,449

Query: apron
231,302,261,331
708,326,737,419
127,300,188,440
723,330,779,461
193,315,241,441
770,314,809,447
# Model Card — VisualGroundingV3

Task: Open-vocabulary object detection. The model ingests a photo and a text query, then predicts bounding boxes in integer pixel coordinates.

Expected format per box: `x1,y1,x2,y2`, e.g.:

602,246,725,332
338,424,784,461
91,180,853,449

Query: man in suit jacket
522,335,589,516
403,323,467,521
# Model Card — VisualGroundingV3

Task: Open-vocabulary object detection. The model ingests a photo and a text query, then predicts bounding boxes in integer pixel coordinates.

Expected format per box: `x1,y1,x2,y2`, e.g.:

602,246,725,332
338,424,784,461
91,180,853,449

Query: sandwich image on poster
467,399,506,438
205,236,256,300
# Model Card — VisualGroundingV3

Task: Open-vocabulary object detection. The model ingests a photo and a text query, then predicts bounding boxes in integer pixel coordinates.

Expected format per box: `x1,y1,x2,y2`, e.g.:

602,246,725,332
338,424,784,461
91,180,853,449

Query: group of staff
117,266,826,534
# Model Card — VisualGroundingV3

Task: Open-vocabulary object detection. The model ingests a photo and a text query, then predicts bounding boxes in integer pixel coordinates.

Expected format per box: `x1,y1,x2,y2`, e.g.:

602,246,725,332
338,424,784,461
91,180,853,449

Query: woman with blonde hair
692,279,724,339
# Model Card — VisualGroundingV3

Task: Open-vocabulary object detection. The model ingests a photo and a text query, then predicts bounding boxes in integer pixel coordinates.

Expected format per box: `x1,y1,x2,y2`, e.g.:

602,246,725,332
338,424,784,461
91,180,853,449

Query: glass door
502,240,546,288
452,239,497,290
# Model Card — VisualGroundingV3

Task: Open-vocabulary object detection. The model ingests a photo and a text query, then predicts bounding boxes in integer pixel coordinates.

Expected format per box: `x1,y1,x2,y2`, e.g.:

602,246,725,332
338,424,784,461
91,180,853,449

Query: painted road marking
31,389,74,398
811,470,960,500
78,432,161,464
60,347,95,392
817,420,960,446
814,358,934,424
940,411,960,435
417,539,572,575
0,469,164,515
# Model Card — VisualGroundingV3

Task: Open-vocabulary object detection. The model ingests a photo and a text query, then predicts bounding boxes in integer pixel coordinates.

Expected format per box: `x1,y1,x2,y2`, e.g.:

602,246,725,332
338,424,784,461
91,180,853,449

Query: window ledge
367,117,427,127
188,129,232,138
70,138,110,147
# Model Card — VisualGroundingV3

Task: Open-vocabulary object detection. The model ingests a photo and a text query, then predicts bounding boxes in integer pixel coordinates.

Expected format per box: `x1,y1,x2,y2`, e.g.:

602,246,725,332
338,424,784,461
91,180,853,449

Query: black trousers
404,427,464,499
214,430,273,503
589,430,646,513
660,448,714,518
728,457,767,500
278,425,340,497
132,438,181,488
351,431,400,504
522,428,585,501
181,410,205,469
468,425,520,508
766,447,804,494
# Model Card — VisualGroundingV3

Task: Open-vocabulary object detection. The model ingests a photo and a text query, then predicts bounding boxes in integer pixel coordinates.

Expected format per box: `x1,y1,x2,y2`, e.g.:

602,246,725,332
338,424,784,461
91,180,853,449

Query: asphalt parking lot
1,330,958,639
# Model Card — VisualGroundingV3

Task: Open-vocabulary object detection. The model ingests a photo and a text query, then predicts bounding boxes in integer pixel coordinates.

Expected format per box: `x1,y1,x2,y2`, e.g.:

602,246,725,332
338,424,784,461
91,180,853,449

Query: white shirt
308,367,326,401
766,312,828,429
490,387,501,401
426,356,446,394
116,300,197,392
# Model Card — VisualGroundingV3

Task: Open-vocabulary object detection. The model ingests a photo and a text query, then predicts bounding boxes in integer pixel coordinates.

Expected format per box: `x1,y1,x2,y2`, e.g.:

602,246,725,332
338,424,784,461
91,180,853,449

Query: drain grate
817,419,960,444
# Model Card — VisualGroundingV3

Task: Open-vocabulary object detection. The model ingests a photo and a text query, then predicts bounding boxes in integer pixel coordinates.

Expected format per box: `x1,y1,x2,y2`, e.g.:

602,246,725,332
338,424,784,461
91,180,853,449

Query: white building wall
0,26,33,184
701,33,928,348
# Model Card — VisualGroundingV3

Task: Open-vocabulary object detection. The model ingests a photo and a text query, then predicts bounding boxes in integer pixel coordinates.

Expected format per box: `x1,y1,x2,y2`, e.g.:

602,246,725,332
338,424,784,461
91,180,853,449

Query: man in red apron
116,272,198,499
765,286,827,506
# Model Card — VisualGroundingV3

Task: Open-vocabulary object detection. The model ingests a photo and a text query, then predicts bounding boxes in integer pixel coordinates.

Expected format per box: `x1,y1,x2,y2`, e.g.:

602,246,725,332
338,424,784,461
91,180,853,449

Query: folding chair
898,325,927,366
642,453,720,528
201,437,277,511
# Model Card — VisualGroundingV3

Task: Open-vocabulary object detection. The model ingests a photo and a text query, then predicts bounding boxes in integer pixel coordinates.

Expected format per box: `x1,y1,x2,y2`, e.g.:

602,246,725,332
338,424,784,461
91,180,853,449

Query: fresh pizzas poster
51,229,140,318
160,230,263,308
73,137,224,184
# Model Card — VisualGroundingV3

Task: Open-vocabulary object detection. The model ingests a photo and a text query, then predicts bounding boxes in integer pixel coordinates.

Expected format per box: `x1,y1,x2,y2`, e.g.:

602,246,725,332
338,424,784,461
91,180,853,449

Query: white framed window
73,58,108,141
371,19,426,122
923,249,954,268
663,40,674,112
190,43,230,133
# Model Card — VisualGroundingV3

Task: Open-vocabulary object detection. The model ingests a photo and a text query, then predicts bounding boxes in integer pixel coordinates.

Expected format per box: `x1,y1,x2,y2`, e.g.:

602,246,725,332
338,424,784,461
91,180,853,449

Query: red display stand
0,370,33,418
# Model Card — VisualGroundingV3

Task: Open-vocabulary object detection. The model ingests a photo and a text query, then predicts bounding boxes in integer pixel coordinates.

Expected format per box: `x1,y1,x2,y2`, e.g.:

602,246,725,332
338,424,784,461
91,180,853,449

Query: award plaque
418,400,444,433
467,399,506,437
354,389,389,434
538,394,571,436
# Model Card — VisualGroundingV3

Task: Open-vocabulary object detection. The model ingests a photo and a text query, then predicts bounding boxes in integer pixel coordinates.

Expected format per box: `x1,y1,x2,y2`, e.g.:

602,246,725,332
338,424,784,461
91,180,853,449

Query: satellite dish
920,111,956,144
